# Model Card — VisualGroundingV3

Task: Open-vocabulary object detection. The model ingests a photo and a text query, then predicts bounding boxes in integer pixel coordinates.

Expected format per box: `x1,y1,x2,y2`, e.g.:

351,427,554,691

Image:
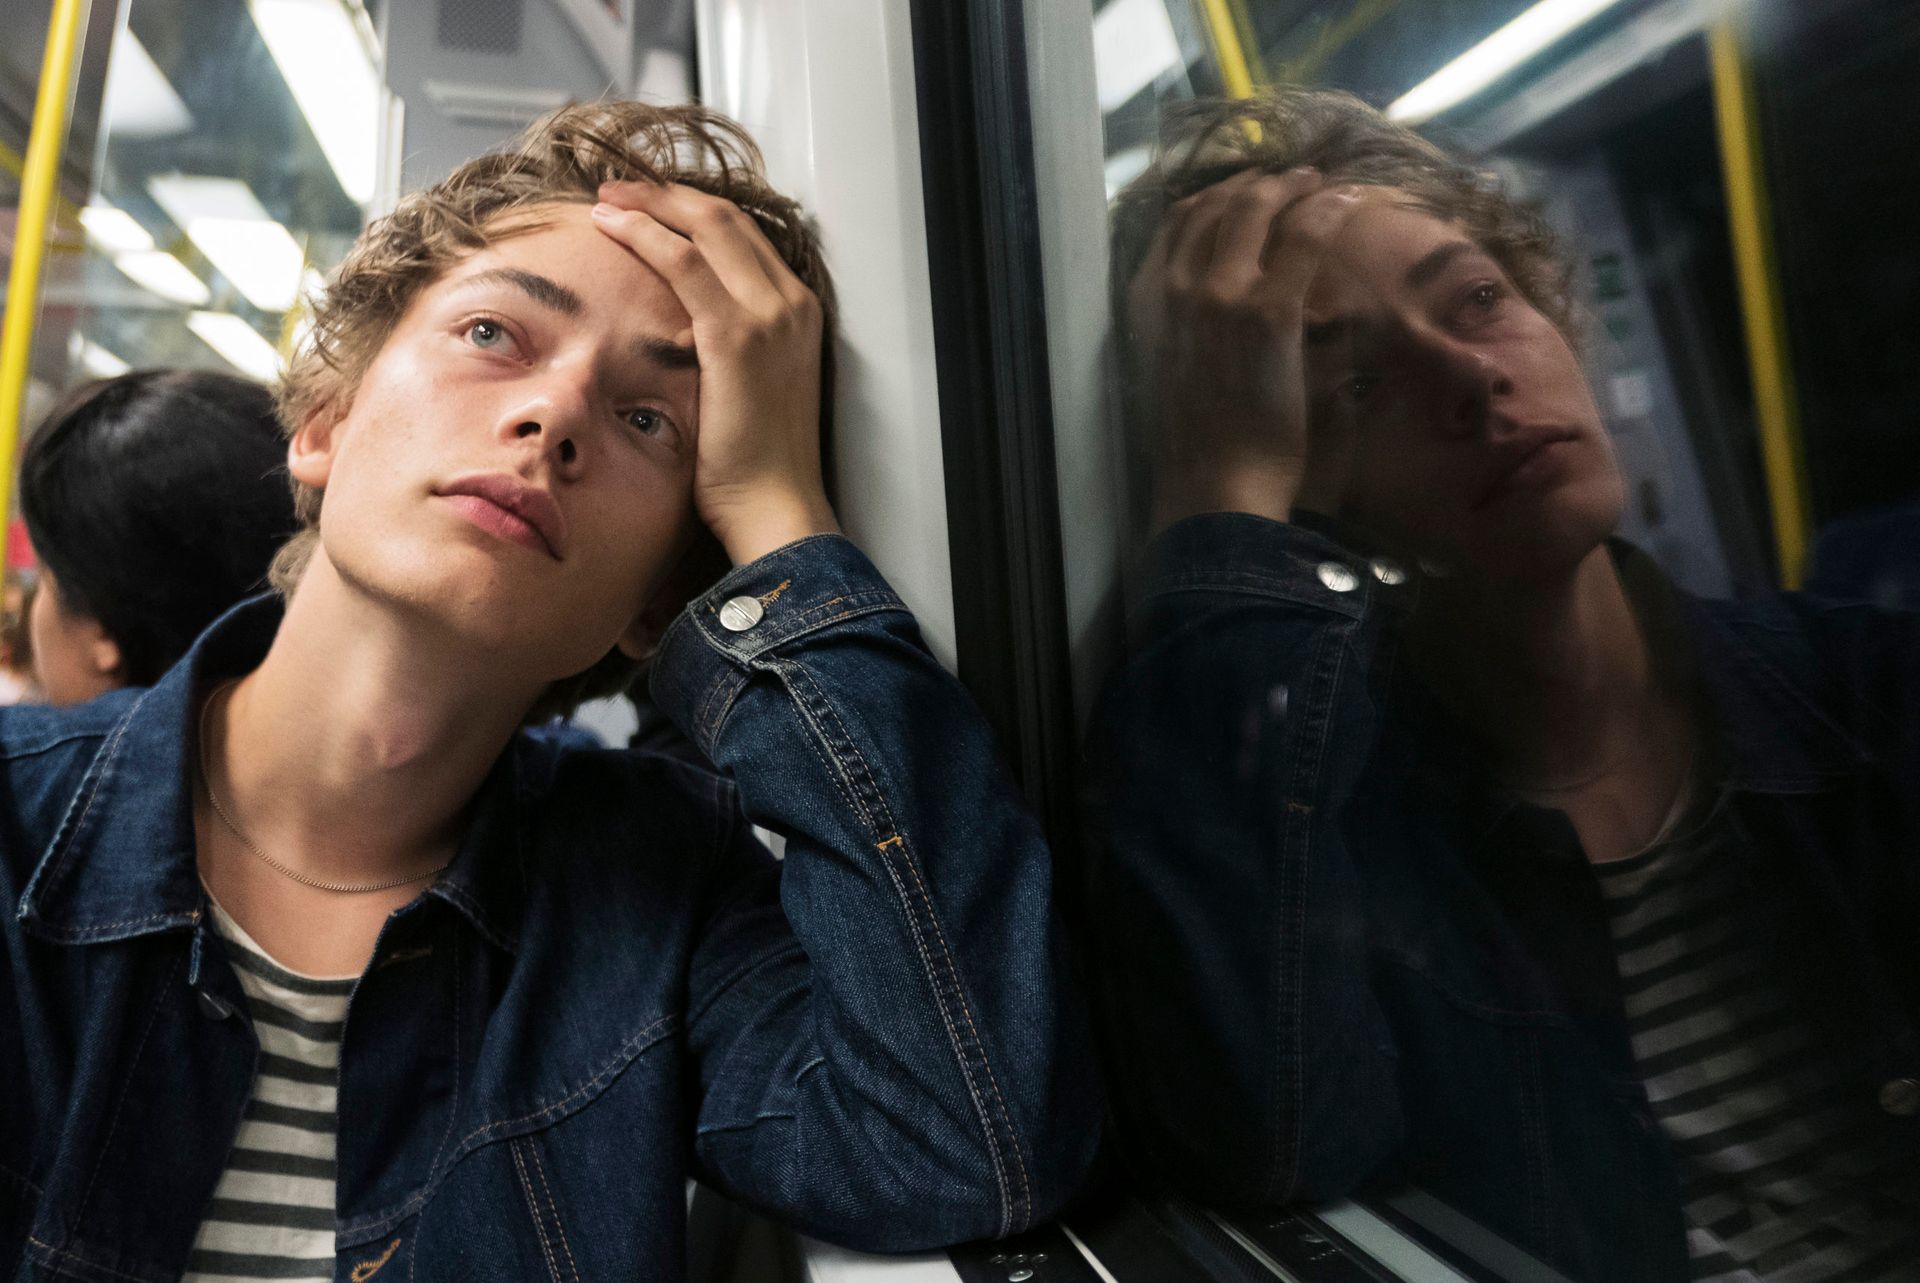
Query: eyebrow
1405,240,1480,289
453,268,699,369
636,337,699,371
455,267,584,317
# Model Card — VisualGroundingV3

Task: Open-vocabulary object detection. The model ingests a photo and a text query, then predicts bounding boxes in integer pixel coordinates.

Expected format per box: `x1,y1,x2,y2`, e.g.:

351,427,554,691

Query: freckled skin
295,204,702,681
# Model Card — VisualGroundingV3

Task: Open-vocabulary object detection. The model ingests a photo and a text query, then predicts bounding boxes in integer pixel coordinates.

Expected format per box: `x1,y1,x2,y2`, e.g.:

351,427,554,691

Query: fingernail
591,202,617,218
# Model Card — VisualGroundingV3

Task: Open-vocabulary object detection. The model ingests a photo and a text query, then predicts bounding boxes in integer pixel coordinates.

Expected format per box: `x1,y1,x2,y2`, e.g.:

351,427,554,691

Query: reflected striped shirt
184,898,353,1282
1596,800,1920,1282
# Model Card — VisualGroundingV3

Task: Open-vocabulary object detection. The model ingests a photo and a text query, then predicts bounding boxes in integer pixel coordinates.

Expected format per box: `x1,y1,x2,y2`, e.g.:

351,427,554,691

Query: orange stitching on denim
875,835,903,851
779,660,1029,1229
350,1238,402,1281
893,840,1034,1224
759,579,792,604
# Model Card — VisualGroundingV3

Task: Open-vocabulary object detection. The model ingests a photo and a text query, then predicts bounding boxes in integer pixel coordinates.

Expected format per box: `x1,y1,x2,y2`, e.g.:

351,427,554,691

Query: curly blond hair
1109,86,1573,338
272,100,836,718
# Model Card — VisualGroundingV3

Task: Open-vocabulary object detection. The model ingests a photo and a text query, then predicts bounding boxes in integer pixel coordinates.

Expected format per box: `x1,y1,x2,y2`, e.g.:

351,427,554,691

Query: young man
2,101,1098,1279
1086,88,1920,1280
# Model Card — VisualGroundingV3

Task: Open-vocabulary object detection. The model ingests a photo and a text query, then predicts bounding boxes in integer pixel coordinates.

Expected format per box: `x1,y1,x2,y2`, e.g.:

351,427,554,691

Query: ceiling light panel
148,174,307,312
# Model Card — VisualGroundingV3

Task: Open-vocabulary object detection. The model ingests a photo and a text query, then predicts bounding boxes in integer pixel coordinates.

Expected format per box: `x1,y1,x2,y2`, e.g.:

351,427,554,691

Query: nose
498,375,592,474
1424,340,1514,440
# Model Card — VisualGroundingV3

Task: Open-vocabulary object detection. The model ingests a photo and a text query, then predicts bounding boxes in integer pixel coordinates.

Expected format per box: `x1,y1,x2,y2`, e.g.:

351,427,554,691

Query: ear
614,591,683,663
614,531,711,662
287,405,343,489
87,628,122,680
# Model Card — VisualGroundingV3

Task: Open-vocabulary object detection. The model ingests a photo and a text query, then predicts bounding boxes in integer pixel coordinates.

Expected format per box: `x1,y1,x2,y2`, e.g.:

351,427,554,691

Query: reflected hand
1127,169,1366,534
592,181,839,565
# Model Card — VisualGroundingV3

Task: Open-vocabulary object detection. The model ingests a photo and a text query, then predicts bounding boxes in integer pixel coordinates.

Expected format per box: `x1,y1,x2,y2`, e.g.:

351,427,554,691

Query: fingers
1208,170,1325,297
596,181,813,317
1253,184,1369,318
590,201,739,320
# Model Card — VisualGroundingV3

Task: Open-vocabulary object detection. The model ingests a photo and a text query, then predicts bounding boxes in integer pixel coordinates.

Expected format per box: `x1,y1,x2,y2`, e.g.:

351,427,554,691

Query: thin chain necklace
197,680,450,895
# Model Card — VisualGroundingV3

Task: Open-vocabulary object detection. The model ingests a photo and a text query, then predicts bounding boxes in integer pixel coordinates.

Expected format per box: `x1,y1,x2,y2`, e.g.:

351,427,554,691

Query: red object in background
7,520,35,571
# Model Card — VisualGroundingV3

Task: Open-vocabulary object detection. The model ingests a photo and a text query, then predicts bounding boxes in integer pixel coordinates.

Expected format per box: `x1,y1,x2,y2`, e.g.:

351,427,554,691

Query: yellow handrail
1195,0,1265,100
0,0,92,569
1707,10,1811,588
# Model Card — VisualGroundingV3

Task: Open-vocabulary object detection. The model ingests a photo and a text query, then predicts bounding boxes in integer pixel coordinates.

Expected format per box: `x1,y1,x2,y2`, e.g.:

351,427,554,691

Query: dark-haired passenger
1085,88,1920,1281
21,369,297,704
0,101,1097,1279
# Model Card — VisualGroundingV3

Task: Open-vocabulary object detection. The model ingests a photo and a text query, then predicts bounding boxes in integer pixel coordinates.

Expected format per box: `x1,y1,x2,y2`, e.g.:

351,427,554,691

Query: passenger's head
274,100,835,714
1114,87,1624,582
21,370,297,703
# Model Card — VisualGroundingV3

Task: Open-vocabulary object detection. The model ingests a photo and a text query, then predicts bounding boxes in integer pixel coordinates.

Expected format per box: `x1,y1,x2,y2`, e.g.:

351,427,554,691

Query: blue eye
467,319,506,348
624,407,670,436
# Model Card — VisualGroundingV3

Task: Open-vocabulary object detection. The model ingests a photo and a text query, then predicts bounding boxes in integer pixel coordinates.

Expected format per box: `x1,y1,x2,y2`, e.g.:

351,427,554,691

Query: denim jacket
2,534,1100,1282
1083,513,1920,1282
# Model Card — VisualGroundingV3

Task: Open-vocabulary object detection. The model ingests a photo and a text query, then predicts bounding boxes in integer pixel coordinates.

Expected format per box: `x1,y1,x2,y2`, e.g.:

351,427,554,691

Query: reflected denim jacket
2,534,1101,1282
1083,513,1920,1282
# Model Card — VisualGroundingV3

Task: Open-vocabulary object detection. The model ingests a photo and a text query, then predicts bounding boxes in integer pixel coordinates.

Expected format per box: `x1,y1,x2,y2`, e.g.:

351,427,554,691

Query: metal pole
0,0,92,568
1707,7,1811,587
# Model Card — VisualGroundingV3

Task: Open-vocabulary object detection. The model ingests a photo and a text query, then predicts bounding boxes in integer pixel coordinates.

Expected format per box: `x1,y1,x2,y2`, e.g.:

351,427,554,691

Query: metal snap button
717,595,765,632
198,990,234,1020
1879,1077,1920,1116
1369,557,1407,586
1009,1272,1033,1282
1316,561,1359,593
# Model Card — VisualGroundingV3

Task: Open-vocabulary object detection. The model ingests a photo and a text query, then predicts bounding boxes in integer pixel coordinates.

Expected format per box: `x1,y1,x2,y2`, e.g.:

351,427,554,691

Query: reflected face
295,203,702,679
29,572,121,706
1304,193,1625,580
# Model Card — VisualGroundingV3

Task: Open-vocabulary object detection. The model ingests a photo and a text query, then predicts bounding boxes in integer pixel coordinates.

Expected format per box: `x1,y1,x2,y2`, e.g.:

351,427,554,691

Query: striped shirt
1595,798,1920,1282
185,898,353,1281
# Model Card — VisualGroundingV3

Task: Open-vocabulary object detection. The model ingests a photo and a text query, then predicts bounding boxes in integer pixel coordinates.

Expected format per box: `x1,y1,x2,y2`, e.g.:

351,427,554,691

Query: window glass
1060,0,1920,1275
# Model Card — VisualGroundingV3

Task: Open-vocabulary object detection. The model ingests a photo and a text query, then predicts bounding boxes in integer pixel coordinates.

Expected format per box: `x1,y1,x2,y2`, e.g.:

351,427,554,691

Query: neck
1412,544,1660,789
205,554,546,886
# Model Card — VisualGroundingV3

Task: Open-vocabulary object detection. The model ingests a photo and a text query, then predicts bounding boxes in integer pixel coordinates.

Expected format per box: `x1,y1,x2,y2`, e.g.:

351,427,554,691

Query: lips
434,474,567,559
1472,429,1582,511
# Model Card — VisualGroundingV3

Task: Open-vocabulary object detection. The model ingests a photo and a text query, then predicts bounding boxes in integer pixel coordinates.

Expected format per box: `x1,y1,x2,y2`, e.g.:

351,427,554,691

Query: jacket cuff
648,534,910,756
1145,512,1418,619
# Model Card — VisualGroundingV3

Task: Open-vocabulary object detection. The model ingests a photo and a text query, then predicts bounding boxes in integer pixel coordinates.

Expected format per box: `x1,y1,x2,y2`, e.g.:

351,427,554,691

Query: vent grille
437,0,523,54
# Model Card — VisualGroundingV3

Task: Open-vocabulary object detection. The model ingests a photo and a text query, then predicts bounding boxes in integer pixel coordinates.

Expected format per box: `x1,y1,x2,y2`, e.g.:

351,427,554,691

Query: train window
1008,0,1920,1277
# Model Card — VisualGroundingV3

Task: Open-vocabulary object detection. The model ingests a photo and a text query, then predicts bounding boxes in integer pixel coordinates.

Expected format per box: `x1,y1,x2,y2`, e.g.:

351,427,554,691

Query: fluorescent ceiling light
250,0,380,204
79,203,155,255
72,335,132,379
101,29,193,137
1094,0,1183,114
1388,0,1632,123
188,311,284,381
148,175,306,312
113,250,211,305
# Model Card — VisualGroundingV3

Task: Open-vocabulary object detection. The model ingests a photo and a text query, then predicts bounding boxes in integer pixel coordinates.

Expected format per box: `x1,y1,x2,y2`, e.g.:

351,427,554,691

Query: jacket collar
1399,543,1872,846
19,594,531,953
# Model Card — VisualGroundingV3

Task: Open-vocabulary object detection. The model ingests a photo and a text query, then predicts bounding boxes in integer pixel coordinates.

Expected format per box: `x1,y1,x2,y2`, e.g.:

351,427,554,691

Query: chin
1456,472,1626,585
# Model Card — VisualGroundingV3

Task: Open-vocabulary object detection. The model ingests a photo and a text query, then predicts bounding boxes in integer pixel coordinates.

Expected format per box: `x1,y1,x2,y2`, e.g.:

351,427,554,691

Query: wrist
1150,459,1303,538
708,490,841,565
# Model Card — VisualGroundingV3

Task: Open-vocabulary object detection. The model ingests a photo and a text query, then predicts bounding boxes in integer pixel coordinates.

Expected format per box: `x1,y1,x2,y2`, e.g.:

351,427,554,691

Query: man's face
1304,192,1625,580
293,202,701,679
